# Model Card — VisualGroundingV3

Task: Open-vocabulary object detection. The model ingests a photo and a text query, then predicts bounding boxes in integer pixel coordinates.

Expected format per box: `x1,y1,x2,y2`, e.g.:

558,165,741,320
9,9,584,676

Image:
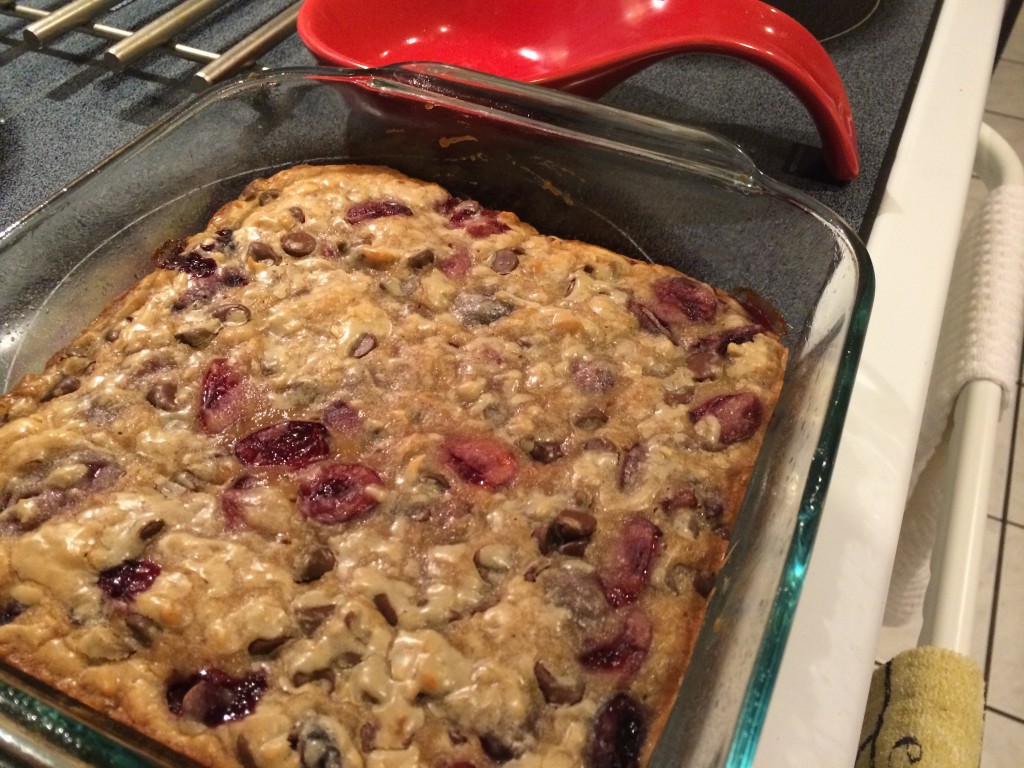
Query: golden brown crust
0,164,786,767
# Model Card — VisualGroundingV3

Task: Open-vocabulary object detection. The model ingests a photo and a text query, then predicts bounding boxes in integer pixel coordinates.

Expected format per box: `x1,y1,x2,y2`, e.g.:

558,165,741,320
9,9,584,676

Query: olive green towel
856,647,985,768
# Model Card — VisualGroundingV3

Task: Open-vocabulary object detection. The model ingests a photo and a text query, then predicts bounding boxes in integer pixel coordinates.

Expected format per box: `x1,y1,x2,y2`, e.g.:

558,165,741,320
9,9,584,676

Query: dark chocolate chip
125,611,158,646
583,437,617,453
350,333,377,359
236,734,258,768
292,669,336,691
702,499,725,520
248,241,280,264
146,382,179,412
0,600,26,626
295,605,335,636
693,570,717,599
289,206,306,223
212,304,252,325
523,558,552,582
617,443,646,491
174,326,219,349
490,248,519,274
41,376,80,402
290,720,343,768
281,232,317,258
480,733,515,762
663,388,695,406
667,563,717,599
528,440,564,464
138,519,166,540
247,635,290,656
534,660,585,705
257,189,280,205
295,546,336,584
538,510,597,557
372,593,399,627
407,249,435,269
573,408,608,430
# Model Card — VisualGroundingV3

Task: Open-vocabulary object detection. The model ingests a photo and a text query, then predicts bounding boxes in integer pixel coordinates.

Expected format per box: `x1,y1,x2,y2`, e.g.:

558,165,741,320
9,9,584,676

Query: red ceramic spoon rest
298,0,859,180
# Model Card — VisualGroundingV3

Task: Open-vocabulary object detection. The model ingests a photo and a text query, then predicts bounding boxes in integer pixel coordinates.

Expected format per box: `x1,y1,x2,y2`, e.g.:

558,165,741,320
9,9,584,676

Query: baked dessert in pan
0,165,786,767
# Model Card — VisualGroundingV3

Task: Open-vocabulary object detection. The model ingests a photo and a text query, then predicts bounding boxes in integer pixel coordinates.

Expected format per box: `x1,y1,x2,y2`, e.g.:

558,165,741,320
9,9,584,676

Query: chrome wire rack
0,0,301,88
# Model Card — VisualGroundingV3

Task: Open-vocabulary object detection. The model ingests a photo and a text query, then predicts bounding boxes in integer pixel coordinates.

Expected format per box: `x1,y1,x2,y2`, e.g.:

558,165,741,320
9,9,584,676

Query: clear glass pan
0,64,873,767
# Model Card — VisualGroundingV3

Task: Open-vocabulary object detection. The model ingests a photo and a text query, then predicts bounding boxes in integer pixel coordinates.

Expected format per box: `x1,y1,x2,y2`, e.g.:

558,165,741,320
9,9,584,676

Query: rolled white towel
884,179,1024,627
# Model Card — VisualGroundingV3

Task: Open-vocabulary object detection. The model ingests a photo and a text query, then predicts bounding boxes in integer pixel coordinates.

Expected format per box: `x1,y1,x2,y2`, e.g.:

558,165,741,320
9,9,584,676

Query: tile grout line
988,514,1024,531
984,106,1024,122
983,467,1009,686
986,705,1024,727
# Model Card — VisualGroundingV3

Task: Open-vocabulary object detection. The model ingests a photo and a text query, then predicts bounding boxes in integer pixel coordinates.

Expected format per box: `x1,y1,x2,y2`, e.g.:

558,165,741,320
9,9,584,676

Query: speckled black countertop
1,0,941,238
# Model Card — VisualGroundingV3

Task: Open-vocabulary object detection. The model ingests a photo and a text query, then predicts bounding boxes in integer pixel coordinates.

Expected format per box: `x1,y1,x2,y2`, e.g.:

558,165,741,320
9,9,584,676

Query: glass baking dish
0,64,872,767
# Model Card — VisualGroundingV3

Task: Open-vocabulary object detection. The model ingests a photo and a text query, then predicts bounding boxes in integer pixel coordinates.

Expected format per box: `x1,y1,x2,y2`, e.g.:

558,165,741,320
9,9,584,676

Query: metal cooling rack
0,0,301,88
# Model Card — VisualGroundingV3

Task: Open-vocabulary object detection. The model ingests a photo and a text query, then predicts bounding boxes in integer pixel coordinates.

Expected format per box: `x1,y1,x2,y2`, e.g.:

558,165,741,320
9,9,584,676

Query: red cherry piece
322,400,362,433
345,200,413,224
585,693,647,768
733,287,788,336
439,248,472,278
660,486,699,512
437,196,479,225
234,421,330,468
166,668,267,726
97,559,161,601
695,324,761,355
441,436,518,489
155,241,216,278
569,359,616,395
651,276,717,323
437,196,509,237
198,358,246,434
599,518,663,607
297,462,383,523
579,609,653,676
465,218,510,238
689,392,763,445
219,486,253,531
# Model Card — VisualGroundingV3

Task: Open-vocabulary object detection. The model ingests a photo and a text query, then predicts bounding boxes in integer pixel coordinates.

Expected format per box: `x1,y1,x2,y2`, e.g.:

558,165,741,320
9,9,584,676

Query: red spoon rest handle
548,0,859,180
